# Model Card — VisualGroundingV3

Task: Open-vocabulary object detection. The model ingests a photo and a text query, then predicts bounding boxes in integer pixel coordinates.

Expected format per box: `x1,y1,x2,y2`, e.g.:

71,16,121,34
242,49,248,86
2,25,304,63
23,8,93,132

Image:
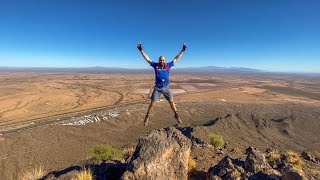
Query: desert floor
0,72,319,179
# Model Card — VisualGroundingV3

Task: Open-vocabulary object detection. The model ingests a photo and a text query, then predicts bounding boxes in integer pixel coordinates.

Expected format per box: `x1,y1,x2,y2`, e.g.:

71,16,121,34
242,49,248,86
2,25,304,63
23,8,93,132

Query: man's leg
163,87,182,123
168,100,177,112
144,101,156,126
144,87,159,126
168,100,182,123
146,100,156,115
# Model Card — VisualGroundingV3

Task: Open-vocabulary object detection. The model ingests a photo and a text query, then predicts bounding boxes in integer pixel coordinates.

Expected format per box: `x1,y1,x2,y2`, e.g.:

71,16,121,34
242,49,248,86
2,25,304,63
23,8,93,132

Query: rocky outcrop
206,156,245,180
121,126,192,180
301,151,318,163
245,147,281,176
205,147,312,180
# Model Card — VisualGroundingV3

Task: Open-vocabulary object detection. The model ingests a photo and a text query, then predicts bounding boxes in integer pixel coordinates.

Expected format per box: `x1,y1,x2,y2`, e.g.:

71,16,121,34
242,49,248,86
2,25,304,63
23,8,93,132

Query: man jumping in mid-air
137,42,187,126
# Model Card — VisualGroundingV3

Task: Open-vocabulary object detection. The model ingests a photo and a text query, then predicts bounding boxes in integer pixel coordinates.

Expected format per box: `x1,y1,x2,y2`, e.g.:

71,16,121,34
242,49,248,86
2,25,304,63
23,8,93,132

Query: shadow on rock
42,161,126,180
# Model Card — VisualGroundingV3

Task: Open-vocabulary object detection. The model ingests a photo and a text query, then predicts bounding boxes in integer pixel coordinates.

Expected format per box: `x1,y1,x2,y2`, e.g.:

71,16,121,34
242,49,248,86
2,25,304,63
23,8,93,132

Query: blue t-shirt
150,61,174,87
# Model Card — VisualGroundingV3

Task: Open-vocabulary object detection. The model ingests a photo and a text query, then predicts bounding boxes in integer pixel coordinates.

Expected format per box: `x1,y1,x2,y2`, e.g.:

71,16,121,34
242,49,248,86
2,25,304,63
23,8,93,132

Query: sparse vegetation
91,144,123,161
270,153,281,162
123,147,135,161
287,150,305,172
19,165,45,180
188,158,197,174
208,134,225,149
77,168,93,180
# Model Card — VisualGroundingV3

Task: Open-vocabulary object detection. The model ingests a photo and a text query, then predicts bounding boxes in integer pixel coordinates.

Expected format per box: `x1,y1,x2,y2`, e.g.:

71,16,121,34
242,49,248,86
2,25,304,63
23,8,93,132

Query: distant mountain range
0,66,264,73
0,66,318,76
174,66,265,73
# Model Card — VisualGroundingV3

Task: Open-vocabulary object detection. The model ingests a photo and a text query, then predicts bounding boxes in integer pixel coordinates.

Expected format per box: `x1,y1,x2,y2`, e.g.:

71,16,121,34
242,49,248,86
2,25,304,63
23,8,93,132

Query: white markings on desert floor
220,99,226,102
197,83,216,86
56,109,120,126
56,115,103,126
55,106,144,126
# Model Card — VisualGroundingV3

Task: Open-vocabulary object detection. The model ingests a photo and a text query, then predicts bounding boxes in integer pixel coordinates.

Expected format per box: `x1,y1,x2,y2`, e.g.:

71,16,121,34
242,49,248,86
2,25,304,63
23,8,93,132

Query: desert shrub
270,153,281,162
91,144,123,161
77,168,93,180
208,134,225,149
287,150,305,171
19,165,45,180
123,147,135,161
188,158,197,173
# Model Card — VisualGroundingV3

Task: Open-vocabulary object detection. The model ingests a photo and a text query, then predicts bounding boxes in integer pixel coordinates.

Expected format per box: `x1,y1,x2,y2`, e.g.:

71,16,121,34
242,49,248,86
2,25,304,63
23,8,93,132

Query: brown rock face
121,126,192,180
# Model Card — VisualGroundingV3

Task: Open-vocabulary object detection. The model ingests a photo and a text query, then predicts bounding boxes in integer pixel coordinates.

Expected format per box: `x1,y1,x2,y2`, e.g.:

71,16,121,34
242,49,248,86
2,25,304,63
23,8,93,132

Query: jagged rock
121,126,191,180
99,162,126,179
207,156,245,180
277,154,290,169
206,174,221,180
44,169,79,180
245,147,281,176
280,166,304,180
301,151,317,163
248,171,280,180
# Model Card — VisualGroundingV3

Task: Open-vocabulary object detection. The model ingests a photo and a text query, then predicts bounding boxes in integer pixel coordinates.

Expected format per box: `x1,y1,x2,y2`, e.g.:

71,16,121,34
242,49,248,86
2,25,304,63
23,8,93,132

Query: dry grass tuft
19,165,45,180
123,147,135,161
188,158,197,173
270,153,281,162
77,168,93,180
287,150,305,173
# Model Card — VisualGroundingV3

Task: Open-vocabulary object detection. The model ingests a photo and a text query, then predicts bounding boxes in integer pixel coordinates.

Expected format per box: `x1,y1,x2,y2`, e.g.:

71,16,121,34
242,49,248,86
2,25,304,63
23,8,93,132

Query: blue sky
0,0,319,72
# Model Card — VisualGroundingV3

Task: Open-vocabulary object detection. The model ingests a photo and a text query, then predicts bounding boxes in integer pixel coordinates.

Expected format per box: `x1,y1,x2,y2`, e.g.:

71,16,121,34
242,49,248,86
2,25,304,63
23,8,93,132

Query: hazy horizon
2,65,320,74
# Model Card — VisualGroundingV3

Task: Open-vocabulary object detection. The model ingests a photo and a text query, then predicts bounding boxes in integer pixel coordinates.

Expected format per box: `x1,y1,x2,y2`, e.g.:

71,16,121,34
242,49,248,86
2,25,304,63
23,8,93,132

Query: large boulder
121,126,192,180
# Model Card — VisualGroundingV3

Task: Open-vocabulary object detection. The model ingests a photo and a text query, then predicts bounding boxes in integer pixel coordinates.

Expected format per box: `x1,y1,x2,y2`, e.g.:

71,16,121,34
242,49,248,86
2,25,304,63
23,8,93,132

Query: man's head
158,56,166,66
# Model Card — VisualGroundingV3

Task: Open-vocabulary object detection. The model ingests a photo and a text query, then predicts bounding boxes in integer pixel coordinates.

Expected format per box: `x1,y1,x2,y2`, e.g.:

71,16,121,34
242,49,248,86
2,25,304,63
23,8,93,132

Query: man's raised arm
173,43,187,64
137,42,152,65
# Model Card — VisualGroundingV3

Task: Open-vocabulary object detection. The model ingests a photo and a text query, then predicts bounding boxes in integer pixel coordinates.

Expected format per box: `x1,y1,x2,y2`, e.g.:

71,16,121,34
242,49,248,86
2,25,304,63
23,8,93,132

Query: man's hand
137,42,143,51
182,42,187,52
174,42,186,64
137,42,152,64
